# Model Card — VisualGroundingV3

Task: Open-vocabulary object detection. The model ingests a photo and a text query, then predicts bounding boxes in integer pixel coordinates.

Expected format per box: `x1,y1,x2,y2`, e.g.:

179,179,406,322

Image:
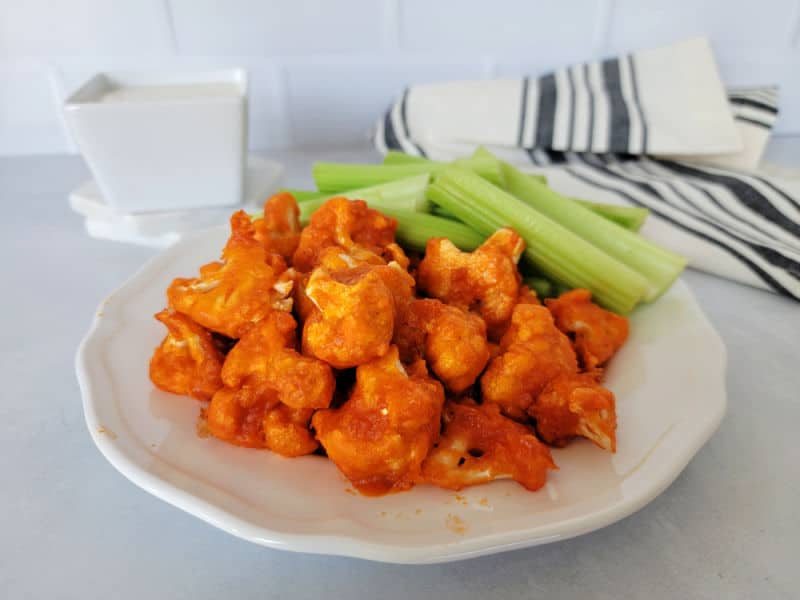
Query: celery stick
524,276,554,298
471,146,547,185
312,163,434,193
571,199,649,231
278,189,327,201
431,205,459,220
385,149,517,184
501,162,685,301
428,168,649,313
383,151,430,165
471,146,495,162
387,209,484,252
528,174,547,185
290,174,432,223
313,158,503,193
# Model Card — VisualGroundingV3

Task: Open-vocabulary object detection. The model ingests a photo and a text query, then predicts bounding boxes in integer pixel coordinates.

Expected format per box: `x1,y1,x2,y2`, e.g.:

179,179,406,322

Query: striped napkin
373,37,800,301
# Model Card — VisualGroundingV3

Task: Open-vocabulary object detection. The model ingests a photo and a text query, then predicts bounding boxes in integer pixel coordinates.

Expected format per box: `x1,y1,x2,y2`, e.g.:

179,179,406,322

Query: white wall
1,0,799,155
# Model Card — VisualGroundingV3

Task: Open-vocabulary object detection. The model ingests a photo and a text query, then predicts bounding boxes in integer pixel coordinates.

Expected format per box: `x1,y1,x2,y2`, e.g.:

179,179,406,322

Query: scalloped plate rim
76,225,727,564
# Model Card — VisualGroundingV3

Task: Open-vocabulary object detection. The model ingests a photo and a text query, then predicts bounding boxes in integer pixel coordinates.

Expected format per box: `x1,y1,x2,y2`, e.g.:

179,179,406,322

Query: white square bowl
64,69,248,212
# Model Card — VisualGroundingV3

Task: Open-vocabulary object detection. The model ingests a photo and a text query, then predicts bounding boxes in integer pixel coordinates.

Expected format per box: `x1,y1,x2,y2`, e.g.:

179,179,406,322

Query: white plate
70,155,284,245
76,226,727,564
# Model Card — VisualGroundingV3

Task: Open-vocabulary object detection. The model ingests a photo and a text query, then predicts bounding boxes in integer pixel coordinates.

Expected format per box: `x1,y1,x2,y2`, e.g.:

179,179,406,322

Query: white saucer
70,155,284,246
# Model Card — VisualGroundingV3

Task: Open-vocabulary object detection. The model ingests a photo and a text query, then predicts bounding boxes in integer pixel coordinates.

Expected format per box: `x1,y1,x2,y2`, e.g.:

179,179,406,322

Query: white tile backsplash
283,57,486,147
0,61,73,155
0,0,174,57
398,0,604,53
608,0,800,53
2,0,800,155
169,0,387,55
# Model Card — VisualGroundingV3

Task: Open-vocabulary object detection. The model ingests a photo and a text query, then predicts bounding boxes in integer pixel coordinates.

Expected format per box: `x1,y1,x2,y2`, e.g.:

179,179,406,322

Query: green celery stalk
278,189,327,201
471,146,547,185
431,205,459,220
471,146,496,162
383,151,430,165
523,276,554,298
293,174,432,223
385,149,514,183
571,199,649,231
500,162,685,302
313,158,503,193
312,163,435,193
386,209,484,252
427,168,649,313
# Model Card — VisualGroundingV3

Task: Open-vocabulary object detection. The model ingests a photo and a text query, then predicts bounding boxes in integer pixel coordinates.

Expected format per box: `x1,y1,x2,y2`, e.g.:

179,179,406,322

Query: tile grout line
46,62,78,154
272,63,294,149
382,0,401,51
162,0,180,53
592,0,615,57
791,0,800,47
481,56,497,79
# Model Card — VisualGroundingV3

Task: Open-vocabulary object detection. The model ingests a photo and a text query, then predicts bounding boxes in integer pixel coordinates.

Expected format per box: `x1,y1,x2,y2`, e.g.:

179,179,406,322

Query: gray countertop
1,143,798,600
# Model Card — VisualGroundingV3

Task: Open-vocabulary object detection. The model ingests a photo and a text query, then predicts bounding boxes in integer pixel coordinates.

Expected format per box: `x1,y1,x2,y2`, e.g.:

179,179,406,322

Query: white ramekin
64,69,248,212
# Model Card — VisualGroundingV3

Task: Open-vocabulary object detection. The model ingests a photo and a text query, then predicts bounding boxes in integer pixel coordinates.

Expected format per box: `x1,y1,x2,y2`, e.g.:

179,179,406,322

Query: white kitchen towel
533,152,800,301
373,39,800,300
659,86,779,171
377,37,748,159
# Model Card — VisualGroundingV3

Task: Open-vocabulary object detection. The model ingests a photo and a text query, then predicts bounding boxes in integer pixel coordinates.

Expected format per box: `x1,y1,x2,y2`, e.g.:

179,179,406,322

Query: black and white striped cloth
373,37,800,301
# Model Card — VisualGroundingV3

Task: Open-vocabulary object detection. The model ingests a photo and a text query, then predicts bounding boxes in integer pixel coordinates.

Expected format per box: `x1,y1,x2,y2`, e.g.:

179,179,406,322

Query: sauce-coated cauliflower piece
253,192,302,260
149,309,224,401
312,347,445,495
417,228,524,337
395,299,490,393
167,211,293,338
545,288,629,370
516,284,541,306
302,262,414,369
262,404,319,457
221,311,335,410
481,304,577,420
205,388,319,456
204,311,333,455
422,400,556,491
292,197,398,272
529,372,617,452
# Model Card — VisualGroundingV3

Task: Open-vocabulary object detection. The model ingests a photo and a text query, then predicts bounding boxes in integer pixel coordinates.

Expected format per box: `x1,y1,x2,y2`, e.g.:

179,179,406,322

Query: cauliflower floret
516,284,541,306
422,400,556,491
253,192,302,260
205,387,318,455
221,310,335,410
262,404,318,457
529,372,617,452
292,197,397,272
302,262,414,369
204,311,333,455
417,228,524,337
395,299,490,393
312,347,445,495
292,270,316,325
205,386,276,449
167,211,293,338
545,288,629,370
481,304,577,420
381,242,411,270
149,309,224,401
